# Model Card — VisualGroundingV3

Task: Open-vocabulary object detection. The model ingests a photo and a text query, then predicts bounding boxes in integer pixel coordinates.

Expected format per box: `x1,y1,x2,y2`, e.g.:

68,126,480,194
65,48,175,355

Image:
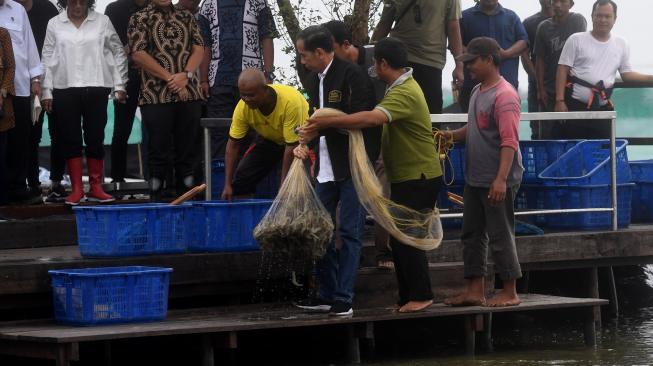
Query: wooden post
583,307,597,346
104,341,112,366
465,315,476,356
585,267,602,329
606,266,619,318
55,344,71,366
482,313,493,352
201,334,214,366
358,322,375,359
345,324,361,364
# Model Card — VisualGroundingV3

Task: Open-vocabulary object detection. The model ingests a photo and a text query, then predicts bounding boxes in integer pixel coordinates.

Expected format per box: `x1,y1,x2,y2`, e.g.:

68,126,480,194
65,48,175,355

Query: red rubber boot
86,158,115,203
64,157,84,205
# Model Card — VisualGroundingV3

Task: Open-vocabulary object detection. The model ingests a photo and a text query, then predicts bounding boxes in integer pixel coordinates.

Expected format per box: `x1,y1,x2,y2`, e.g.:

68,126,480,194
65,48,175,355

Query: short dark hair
591,0,617,17
57,0,96,9
373,37,407,69
322,20,352,46
297,25,334,53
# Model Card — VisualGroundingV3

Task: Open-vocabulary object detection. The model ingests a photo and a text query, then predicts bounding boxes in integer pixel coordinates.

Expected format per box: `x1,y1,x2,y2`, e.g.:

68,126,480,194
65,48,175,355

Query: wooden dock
0,294,607,366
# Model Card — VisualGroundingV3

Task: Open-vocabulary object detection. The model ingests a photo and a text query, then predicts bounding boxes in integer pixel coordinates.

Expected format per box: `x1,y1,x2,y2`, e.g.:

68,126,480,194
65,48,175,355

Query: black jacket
306,57,381,181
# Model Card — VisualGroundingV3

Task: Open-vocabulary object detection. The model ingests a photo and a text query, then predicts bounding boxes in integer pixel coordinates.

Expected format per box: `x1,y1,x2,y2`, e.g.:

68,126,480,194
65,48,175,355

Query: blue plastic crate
437,185,464,229
630,160,653,182
515,185,548,226
48,266,172,325
520,140,580,183
538,139,631,186
543,183,633,229
631,182,653,223
442,145,465,185
211,159,280,199
73,204,192,257
189,199,273,252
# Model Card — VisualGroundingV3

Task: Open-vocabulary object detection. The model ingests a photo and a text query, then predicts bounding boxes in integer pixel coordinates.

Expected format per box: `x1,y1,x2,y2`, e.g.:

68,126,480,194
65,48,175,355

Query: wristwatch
185,71,194,80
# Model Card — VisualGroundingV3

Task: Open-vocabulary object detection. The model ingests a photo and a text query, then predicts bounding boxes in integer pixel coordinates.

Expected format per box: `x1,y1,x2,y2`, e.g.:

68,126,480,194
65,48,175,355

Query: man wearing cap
442,37,524,308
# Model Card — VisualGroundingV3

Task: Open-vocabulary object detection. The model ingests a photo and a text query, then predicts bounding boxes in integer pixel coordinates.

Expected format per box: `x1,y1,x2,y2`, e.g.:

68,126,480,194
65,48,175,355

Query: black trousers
110,70,141,181
390,175,442,305
409,62,443,114
46,110,65,182
232,137,284,195
53,87,111,160
141,101,202,182
546,95,612,139
0,131,7,204
458,86,473,113
207,85,240,159
6,96,32,197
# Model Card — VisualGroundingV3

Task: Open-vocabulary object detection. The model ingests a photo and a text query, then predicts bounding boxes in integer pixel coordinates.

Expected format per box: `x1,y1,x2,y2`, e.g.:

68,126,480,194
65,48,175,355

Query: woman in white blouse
41,0,128,205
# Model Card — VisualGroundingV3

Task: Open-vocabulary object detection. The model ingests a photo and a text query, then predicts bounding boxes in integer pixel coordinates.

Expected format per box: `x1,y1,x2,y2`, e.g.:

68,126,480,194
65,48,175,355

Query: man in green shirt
372,0,464,114
297,37,442,313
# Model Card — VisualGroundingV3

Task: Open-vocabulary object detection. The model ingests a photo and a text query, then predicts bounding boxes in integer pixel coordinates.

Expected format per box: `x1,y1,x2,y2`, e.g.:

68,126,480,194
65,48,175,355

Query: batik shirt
199,0,277,87
128,3,204,105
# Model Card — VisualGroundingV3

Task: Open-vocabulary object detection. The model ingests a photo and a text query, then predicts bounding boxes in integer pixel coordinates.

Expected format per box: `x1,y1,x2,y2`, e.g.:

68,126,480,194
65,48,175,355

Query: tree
272,0,383,87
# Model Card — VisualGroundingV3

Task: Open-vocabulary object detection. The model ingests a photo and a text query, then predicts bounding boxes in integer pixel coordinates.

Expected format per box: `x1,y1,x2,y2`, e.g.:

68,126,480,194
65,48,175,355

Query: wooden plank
0,294,607,344
0,217,76,249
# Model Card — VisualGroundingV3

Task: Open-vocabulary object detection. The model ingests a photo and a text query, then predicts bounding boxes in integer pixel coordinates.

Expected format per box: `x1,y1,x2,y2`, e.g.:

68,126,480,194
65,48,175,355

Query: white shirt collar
385,67,413,95
318,58,334,79
60,10,97,23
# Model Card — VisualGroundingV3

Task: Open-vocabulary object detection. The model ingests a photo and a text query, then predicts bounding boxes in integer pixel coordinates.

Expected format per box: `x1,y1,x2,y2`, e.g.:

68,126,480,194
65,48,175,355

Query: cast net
253,157,334,259
314,108,443,251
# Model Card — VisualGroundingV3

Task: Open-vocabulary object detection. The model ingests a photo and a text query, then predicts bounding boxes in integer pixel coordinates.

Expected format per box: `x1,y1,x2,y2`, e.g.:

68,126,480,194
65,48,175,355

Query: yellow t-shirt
229,84,309,145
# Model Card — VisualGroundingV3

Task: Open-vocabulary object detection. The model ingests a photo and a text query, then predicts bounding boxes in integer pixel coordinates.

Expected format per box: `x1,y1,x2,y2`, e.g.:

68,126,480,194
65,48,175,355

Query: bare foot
485,290,521,307
377,260,395,270
398,300,433,313
443,292,486,307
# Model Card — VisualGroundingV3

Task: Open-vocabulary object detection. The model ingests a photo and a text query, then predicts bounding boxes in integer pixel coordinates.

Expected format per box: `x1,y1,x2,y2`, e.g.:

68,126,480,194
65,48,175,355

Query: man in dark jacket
293,25,379,317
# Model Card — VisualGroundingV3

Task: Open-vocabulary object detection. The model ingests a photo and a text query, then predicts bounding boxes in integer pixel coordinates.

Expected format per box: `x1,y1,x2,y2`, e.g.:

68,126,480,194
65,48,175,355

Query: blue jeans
316,178,365,304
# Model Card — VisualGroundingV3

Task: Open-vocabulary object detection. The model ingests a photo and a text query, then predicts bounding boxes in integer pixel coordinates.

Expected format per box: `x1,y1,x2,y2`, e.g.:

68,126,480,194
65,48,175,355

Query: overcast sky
91,0,649,93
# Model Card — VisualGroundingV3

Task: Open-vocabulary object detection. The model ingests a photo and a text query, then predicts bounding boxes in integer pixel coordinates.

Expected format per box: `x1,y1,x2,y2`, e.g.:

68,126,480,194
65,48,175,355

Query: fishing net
253,157,334,259
309,108,444,251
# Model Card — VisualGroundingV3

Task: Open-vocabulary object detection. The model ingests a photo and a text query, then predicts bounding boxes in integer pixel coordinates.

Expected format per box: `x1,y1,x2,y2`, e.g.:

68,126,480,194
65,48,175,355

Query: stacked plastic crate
629,160,653,222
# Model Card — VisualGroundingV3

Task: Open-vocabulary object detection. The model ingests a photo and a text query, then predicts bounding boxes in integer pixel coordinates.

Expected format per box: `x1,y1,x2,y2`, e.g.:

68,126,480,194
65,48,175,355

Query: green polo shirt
376,71,441,184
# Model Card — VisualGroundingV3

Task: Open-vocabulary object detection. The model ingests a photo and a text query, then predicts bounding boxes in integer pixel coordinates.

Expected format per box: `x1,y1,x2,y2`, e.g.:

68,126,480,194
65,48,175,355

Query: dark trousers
547,95,612,139
409,62,443,114
141,101,202,183
110,71,141,181
27,111,43,188
53,87,111,160
527,79,541,140
462,184,522,281
458,86,473,113
390,176,441,305
0,131,7,204
6,96,32,197
232,137,284,195
46,110,65,182
207,85,240,159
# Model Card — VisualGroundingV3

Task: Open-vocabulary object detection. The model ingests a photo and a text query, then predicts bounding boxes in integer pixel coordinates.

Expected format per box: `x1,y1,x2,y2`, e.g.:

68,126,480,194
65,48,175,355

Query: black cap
456,37,501,63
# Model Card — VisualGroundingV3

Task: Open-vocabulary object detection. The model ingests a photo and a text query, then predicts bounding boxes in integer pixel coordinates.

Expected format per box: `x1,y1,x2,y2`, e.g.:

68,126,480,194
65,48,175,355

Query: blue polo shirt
460,3,528,89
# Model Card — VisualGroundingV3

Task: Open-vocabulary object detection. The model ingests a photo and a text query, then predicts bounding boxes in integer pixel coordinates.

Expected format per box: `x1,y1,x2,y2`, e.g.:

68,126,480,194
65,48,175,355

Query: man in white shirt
0,0,43,204
554,0,653,138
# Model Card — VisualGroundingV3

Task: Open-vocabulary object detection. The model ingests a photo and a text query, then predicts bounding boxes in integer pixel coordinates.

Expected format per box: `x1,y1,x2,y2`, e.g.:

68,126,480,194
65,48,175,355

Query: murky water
362,266,653,366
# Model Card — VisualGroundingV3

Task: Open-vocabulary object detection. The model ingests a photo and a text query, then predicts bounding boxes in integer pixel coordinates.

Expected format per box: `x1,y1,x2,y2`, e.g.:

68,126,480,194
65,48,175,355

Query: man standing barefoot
443,37,524,308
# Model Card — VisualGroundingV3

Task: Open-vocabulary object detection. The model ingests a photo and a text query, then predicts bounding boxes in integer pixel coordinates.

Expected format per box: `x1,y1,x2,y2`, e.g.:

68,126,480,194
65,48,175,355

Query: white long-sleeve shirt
0,0,42,97
42,10,128,100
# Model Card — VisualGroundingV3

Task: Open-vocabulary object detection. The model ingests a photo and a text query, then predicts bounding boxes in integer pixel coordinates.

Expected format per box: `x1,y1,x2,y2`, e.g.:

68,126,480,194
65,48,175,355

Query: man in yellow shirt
221,69,309,200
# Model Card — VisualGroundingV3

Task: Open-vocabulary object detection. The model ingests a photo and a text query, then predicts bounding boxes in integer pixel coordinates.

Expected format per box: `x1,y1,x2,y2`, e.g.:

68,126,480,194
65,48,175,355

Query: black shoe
329,301,353,316
45,184,66,204
294,298,332,312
